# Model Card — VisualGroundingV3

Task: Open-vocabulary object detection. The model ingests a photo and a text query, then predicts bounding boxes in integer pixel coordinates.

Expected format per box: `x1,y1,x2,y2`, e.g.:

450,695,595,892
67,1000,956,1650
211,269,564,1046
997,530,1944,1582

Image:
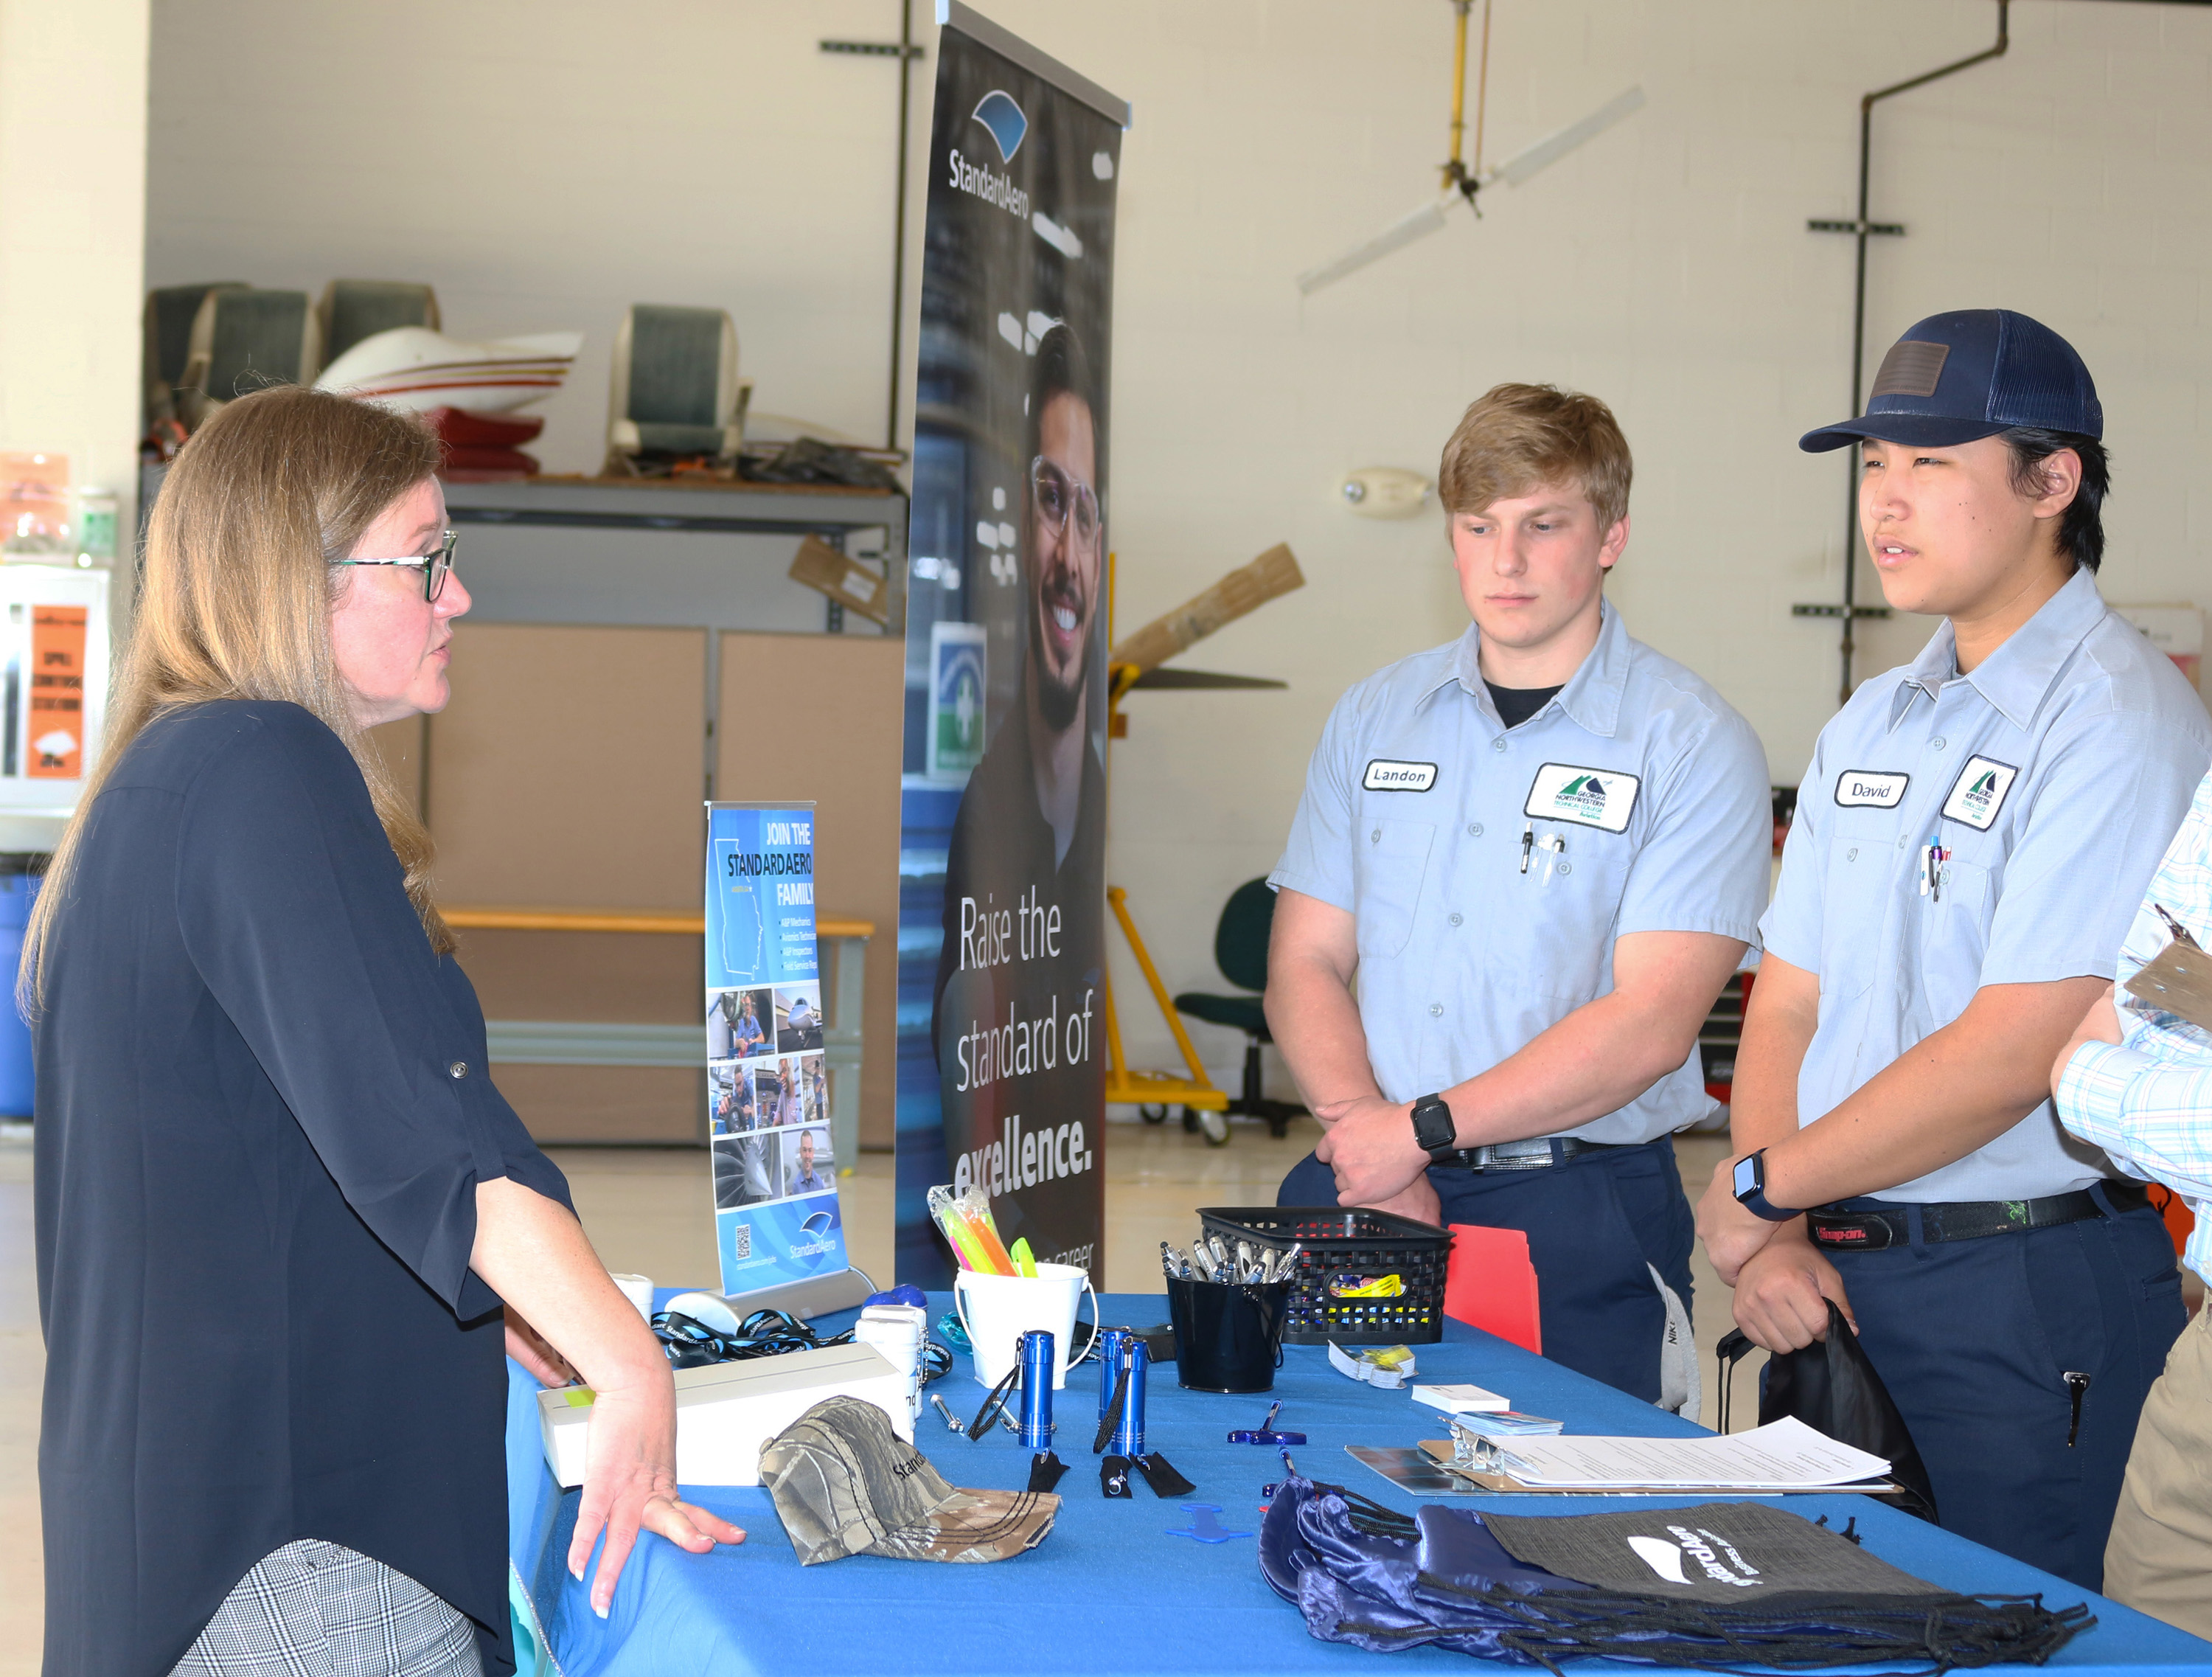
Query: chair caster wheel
1197,1108,1230,1147
1141,1104,1167,1124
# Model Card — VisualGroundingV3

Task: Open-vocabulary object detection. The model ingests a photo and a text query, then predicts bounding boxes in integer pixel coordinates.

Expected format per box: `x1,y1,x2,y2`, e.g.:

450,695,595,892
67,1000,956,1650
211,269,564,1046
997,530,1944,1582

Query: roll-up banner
895,3,1129,1290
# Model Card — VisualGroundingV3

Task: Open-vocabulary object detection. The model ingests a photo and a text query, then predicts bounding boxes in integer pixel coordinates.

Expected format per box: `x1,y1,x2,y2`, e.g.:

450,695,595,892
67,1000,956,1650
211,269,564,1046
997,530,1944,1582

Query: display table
505,1294,2212,1675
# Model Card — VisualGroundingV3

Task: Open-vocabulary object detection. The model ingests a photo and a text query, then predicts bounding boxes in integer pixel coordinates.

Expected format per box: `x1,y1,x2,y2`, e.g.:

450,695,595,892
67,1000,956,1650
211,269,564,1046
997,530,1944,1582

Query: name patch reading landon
1523,763,1641,834
1941,755,2020,831
1363,760,1439,793
1834,771,1910,808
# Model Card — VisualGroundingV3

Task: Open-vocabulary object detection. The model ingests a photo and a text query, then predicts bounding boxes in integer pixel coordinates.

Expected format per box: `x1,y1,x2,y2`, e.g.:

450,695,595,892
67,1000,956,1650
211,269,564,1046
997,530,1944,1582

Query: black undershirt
1486,680,1563,731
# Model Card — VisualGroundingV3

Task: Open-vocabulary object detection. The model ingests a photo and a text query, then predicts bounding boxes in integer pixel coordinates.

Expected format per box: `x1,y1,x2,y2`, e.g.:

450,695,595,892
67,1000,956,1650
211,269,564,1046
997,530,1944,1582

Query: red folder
1444,1223,1542,1355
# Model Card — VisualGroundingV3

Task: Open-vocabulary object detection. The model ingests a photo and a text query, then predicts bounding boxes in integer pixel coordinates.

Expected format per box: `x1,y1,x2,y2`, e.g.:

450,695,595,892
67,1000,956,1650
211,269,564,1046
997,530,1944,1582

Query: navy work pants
1821,1188,2184,1591
1279,1138,1694,1405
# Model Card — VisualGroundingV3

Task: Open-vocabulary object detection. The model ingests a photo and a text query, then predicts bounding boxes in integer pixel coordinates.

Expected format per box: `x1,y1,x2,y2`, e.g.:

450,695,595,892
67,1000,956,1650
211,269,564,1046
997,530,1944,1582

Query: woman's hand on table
469,1177,746,1615
570,1364,746,1617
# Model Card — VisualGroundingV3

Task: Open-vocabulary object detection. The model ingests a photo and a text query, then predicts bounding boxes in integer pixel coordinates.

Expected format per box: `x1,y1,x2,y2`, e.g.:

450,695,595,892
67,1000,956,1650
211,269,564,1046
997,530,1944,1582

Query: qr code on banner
732,1223,752,1260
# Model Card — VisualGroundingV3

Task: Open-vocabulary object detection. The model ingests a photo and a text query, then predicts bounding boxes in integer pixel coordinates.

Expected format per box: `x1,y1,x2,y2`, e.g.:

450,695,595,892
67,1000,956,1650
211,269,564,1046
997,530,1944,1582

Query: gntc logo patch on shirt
1524,763,1641,833
1941,755,2019,830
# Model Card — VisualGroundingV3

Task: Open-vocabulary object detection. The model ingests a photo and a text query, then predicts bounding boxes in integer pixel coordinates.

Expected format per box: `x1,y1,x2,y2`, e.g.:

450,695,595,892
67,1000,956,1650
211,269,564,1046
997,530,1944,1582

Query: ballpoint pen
1520,824,1534,875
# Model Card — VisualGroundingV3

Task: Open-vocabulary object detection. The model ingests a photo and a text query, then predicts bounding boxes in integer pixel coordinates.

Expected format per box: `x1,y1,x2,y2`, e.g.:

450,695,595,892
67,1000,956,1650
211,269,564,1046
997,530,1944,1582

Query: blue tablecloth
506,1292,2212,1675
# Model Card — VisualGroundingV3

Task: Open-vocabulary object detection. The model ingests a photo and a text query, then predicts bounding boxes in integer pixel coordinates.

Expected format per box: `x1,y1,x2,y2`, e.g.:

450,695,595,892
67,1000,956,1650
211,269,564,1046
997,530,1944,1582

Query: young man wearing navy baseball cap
1694,309,2212,1588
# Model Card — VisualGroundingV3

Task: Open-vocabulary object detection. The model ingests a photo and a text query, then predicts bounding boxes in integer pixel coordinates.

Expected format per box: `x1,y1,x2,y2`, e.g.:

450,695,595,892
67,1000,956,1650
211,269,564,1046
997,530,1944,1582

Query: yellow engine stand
1102,883,1228,1116
1099,643,1230,1136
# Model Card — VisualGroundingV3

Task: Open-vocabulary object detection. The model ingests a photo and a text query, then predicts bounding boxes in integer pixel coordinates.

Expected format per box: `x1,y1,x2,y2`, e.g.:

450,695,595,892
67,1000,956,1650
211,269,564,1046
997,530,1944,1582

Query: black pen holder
1164,1276,1290,1394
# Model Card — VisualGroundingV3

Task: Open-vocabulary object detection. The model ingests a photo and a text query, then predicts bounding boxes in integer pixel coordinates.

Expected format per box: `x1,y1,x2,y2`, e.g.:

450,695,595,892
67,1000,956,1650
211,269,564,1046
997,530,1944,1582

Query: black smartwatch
1731,1148,1802,1221
1409,1092,1457,1157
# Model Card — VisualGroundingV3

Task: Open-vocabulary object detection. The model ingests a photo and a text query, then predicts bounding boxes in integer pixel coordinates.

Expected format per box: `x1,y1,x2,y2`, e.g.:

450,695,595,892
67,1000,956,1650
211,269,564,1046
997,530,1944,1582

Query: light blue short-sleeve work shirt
1270,603,1773,1144
1761,567,2212,1202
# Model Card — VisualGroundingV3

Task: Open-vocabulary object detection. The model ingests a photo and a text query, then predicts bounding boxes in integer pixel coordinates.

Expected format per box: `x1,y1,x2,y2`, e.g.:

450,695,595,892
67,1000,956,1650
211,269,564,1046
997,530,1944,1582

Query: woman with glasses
29,386,740,1677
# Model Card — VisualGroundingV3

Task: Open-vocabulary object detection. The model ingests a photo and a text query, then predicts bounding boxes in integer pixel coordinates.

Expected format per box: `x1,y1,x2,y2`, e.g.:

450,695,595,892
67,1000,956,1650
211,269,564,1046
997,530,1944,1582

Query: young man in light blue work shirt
1268,383,1772,1410
1698,309,2212,1589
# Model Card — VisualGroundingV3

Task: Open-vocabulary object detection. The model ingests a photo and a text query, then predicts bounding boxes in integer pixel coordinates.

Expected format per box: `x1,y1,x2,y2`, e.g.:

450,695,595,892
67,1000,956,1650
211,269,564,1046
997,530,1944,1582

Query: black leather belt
1807,1181,2152,1251
1433,1136,1630,1172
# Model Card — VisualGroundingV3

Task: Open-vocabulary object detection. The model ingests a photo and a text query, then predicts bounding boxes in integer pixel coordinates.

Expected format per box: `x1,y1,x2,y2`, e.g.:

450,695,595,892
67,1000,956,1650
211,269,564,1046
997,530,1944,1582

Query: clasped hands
1314,1094,1441,1224
1694,1146,1860,1353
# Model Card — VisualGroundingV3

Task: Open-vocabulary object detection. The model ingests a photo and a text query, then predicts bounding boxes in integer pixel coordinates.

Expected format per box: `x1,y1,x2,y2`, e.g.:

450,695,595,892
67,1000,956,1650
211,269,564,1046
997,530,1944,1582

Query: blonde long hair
21,386,455,1007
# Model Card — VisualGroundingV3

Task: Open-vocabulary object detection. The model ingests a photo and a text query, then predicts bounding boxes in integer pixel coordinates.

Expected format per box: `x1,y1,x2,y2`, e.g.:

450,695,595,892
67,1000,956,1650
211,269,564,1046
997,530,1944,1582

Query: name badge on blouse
1940,755,2020,831
1523,763,1641,833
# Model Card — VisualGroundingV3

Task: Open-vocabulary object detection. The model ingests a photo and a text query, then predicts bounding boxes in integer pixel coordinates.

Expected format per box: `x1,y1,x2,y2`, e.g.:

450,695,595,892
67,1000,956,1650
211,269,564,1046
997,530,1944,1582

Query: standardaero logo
971,89,1028,162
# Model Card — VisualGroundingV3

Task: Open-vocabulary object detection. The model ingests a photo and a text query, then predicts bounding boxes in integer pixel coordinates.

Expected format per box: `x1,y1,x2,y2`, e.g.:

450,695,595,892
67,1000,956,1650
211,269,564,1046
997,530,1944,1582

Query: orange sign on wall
27,605,87,778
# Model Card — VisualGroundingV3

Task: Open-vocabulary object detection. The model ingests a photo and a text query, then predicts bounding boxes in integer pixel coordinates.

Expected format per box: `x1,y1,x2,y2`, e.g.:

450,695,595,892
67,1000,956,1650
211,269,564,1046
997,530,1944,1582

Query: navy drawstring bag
1259,1473,2089,1671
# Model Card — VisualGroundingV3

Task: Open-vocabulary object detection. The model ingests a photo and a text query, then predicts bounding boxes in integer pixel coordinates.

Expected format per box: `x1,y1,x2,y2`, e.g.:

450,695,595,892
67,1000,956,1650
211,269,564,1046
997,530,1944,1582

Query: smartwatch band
1733,1147,1803,1222
1409,1093,1457,1157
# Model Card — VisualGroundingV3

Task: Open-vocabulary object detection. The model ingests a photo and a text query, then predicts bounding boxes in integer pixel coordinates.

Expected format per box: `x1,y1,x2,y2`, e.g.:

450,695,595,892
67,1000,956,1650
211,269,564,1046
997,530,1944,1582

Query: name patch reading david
1523,763,1641,833
1941,755,2020,831
1834,770,1910,808
1363,760,1438,792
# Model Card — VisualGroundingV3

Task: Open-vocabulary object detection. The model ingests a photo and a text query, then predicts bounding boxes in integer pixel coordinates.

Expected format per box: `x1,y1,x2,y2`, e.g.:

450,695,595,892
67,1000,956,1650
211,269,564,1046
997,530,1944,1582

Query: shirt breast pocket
1481,832,1632,1001
1923,856,1992,1027
1818,811,1899,1001
1354,817,1435,959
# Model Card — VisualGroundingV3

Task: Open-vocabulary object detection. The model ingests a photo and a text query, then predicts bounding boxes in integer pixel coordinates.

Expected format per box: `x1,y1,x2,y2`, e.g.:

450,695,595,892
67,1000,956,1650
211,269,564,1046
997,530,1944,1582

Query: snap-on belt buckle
1808,1212,1896,1251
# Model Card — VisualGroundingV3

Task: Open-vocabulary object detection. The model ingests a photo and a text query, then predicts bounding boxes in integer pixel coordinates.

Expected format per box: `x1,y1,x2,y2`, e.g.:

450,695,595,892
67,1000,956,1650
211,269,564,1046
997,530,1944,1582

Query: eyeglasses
335,528,457,601
1029,458,1101,549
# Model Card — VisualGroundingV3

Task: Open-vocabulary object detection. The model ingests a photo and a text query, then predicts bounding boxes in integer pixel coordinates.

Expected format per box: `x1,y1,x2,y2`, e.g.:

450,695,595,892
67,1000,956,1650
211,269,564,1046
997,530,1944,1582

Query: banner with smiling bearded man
894,4,1128,1290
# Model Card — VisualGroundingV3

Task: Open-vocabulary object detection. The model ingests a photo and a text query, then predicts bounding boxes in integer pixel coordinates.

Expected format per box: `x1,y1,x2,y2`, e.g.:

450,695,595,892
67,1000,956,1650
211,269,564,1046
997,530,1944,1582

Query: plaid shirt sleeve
2056,769,2212,1274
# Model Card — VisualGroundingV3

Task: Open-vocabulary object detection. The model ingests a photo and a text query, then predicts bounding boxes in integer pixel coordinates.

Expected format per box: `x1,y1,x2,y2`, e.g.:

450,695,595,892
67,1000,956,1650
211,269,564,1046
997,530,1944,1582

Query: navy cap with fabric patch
1800,309,2101,452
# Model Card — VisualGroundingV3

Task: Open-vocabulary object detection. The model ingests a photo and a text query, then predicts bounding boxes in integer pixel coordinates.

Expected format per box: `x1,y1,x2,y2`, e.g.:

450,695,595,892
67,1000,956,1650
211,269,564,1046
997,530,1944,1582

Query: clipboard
1413,1440,1905,1499
2124,935,2212,1033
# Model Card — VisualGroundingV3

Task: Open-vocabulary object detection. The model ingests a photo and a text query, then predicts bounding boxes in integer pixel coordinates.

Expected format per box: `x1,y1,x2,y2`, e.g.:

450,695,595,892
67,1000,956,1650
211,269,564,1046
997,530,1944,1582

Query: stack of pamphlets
1411,1382,1509,1414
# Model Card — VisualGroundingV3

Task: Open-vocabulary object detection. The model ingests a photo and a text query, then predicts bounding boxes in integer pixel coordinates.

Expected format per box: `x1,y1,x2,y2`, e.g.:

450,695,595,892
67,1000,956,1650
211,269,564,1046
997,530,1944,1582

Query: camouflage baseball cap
759,1397,1060,1565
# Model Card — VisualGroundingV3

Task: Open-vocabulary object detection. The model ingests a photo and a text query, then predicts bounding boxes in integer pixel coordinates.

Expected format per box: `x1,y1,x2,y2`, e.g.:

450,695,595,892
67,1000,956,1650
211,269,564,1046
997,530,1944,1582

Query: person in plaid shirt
2056,767,2212,1639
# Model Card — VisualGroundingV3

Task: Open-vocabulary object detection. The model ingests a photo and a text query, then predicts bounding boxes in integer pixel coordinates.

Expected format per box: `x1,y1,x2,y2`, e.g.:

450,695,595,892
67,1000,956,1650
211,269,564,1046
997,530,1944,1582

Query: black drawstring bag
1717,1301,1938,1524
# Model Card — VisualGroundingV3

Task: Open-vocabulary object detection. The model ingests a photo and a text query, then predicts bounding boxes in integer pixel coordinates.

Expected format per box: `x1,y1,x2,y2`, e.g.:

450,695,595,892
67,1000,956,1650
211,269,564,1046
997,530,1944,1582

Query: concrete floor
0,1115,1758,1673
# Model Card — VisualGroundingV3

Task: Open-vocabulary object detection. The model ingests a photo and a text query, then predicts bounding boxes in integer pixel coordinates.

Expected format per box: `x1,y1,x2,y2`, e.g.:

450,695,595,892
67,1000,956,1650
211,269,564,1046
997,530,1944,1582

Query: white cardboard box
536,1342,909,1488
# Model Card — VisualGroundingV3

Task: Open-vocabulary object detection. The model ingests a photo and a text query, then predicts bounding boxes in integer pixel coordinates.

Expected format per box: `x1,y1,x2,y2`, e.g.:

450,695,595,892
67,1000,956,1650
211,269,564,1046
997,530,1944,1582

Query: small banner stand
706,801,869,1317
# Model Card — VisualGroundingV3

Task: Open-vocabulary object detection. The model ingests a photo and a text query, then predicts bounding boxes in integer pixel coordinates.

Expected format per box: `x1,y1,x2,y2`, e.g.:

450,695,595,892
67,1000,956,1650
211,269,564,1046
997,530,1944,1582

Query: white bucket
954,1263,1097,1389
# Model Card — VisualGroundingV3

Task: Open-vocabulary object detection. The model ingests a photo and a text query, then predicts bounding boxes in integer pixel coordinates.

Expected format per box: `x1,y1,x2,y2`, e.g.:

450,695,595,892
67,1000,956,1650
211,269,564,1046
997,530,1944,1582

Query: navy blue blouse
33,700,573,1676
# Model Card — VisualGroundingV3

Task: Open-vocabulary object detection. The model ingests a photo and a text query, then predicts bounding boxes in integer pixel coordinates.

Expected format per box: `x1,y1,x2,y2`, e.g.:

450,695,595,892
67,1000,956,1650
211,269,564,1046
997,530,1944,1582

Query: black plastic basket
1196,1206,1454,1346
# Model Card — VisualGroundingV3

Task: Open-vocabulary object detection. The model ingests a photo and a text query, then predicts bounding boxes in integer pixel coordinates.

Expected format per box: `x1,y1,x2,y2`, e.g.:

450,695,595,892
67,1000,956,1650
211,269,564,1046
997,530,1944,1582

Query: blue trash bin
0,860,44,1120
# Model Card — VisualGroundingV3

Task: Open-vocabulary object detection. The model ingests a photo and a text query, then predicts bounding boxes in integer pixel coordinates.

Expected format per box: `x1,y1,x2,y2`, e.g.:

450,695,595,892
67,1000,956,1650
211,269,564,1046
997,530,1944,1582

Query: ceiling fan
1296,0,1647,295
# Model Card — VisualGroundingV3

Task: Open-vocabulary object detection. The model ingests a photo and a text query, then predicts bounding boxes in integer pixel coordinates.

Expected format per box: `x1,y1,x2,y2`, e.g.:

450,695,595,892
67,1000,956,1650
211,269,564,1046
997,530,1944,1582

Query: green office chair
1171,878,1307,1140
